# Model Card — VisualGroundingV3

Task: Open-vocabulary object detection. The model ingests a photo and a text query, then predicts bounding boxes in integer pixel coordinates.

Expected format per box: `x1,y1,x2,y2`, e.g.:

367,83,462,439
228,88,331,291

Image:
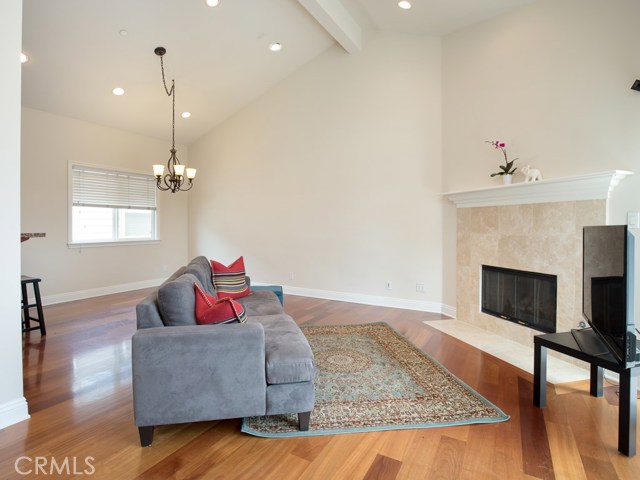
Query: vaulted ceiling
21,0,535,144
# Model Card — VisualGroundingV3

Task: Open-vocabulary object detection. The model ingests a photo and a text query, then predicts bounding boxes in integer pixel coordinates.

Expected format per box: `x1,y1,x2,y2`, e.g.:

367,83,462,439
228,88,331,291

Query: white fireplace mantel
443,170,633,208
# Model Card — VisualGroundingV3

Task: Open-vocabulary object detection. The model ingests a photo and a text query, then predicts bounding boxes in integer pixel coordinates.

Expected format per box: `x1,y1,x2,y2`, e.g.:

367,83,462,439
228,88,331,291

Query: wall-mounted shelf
443,170,633,208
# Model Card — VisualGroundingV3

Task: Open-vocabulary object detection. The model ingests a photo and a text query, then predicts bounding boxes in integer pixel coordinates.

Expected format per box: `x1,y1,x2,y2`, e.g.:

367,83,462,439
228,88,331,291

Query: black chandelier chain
158,53,176,149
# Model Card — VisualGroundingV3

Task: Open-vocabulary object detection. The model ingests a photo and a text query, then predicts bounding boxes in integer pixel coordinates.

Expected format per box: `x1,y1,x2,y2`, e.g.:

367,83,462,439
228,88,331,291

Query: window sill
67,240,161,249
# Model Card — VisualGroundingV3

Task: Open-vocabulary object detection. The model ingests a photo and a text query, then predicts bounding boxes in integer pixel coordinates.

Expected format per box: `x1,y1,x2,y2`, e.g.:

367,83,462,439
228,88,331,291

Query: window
70,164,158,245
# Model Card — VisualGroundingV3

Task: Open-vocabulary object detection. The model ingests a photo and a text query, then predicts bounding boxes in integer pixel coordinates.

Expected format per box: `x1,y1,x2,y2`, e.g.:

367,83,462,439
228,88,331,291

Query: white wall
442,0,640,306
0,0,29,429
21,108,190,302
19,0,639,322
189,32,448,312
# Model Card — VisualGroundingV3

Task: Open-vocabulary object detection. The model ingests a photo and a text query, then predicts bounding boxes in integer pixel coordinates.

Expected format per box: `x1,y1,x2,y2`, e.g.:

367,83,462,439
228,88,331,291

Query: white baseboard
0,397,30,430
40,278,165,306
602,372,640,392
282,285,454,316
441,303,457,318
38,279,457,316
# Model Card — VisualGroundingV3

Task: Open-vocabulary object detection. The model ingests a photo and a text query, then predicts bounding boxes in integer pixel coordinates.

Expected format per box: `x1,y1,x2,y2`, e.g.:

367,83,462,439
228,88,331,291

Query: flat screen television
582,225,639,368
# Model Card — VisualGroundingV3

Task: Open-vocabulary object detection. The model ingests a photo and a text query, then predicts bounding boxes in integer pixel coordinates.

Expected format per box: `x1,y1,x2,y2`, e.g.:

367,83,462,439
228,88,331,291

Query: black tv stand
570,328,609,356
534,331,639,456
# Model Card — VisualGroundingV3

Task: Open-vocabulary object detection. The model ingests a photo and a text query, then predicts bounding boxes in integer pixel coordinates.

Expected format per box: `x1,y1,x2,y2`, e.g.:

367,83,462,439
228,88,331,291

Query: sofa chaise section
132,256,315,446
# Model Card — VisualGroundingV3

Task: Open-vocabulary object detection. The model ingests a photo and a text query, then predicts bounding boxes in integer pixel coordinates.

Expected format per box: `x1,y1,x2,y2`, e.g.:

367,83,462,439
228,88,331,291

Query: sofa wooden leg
139,426,154,447
298,411,311,431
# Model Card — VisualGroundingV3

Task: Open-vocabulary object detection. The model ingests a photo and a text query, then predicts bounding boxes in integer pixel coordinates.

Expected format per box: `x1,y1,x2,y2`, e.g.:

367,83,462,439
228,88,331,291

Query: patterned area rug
241,322,509,437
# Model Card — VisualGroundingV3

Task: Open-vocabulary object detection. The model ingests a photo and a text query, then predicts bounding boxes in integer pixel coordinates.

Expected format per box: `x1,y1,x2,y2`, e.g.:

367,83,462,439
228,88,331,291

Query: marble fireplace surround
440,171,633,375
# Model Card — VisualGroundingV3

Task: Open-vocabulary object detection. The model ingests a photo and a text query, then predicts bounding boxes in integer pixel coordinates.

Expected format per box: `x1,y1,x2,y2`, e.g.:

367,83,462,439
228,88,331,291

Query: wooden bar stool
21,275,46,335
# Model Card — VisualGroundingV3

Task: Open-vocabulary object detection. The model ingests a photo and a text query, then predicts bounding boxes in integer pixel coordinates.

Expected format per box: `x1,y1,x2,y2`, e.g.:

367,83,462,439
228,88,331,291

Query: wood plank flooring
1,290,639,479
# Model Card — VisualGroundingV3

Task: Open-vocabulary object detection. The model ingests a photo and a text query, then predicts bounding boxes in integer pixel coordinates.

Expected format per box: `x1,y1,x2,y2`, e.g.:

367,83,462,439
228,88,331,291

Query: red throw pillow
194,282,247,325
210,256,251,300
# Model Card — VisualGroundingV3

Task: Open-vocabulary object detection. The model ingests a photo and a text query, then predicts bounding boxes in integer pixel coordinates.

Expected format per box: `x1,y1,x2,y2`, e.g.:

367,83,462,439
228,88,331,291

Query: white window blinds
71,164,157,210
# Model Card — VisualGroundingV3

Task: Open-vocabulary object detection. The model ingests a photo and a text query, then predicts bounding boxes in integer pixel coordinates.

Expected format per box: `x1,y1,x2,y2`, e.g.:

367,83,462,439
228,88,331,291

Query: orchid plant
486,140,518,177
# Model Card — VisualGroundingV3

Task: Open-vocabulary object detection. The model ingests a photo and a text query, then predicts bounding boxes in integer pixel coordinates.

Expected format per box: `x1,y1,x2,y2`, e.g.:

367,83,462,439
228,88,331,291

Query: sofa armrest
250,285,284,306
136,295,164,329
132,323,267,427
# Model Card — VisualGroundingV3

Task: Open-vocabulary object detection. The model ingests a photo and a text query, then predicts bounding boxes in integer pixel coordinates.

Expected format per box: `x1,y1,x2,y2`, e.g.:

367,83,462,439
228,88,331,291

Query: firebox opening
481,265,557,334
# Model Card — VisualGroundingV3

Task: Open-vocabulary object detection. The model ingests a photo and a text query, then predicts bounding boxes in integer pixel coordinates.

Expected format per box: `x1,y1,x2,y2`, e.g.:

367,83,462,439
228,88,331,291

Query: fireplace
481,265,557,333
444,172,631,368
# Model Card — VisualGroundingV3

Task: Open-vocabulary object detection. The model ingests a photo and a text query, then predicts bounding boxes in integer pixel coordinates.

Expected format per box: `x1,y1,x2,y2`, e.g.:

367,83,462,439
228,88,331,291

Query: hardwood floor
2,290,639,479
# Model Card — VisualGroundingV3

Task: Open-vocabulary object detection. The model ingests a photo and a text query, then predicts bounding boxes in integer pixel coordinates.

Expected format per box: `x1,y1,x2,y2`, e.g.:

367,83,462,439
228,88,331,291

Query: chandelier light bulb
173,164,185,177
153,165,165,177
398,1,412,9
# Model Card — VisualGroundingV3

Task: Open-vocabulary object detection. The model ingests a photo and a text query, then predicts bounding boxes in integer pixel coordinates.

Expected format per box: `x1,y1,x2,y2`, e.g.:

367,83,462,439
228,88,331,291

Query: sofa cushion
237,290,284,316
185,256,216,297
157,274,199,326
250,314,314,385
194,283,247,324
210,256,251,300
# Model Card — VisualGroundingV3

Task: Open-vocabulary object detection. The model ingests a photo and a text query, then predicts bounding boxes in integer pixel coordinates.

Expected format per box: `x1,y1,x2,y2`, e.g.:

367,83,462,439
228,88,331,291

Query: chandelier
152,46,196,193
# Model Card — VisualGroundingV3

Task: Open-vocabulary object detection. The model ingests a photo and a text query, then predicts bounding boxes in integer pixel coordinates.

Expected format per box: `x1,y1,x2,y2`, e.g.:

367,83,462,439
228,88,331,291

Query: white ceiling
21,0,535,145
341,0,534,35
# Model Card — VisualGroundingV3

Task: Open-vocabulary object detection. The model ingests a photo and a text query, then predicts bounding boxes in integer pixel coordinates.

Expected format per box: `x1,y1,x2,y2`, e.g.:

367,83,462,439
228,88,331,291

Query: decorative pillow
194,282,247,325
210,256,251,300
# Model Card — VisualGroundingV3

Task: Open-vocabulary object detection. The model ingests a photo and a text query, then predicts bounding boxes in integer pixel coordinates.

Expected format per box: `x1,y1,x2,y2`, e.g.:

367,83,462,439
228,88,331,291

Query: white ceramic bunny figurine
521,165,542,182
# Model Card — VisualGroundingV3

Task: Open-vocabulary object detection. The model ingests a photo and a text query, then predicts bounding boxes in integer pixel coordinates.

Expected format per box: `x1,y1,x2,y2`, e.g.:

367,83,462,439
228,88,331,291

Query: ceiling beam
297,0,362,54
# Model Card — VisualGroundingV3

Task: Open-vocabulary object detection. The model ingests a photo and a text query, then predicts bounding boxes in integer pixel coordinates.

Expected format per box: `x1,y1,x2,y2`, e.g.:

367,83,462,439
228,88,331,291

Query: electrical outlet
416,283,425,293
385,280,392,290
289,271,295,280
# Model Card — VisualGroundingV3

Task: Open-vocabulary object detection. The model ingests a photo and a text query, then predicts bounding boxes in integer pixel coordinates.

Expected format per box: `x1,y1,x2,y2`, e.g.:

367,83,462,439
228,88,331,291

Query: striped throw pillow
210,256,251,300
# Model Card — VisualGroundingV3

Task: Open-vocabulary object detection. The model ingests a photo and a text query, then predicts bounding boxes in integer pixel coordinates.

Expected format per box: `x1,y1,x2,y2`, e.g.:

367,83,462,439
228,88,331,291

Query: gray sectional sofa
132,256,315,446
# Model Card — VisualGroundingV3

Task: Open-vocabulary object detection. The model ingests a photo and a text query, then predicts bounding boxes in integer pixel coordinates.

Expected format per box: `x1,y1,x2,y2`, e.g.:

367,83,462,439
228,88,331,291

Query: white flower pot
502,175,513,185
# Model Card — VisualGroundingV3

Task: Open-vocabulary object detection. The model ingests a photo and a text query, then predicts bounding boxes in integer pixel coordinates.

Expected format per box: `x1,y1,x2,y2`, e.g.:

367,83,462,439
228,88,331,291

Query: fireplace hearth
481,265,557,333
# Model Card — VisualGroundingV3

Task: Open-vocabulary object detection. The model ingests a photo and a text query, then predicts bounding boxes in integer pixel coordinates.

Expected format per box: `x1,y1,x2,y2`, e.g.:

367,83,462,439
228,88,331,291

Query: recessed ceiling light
181,112,191,119
205,0,220,7
21,53,29,64
112,87,125,96
119,29,128,36
398,1,412,9
269,42,282,52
